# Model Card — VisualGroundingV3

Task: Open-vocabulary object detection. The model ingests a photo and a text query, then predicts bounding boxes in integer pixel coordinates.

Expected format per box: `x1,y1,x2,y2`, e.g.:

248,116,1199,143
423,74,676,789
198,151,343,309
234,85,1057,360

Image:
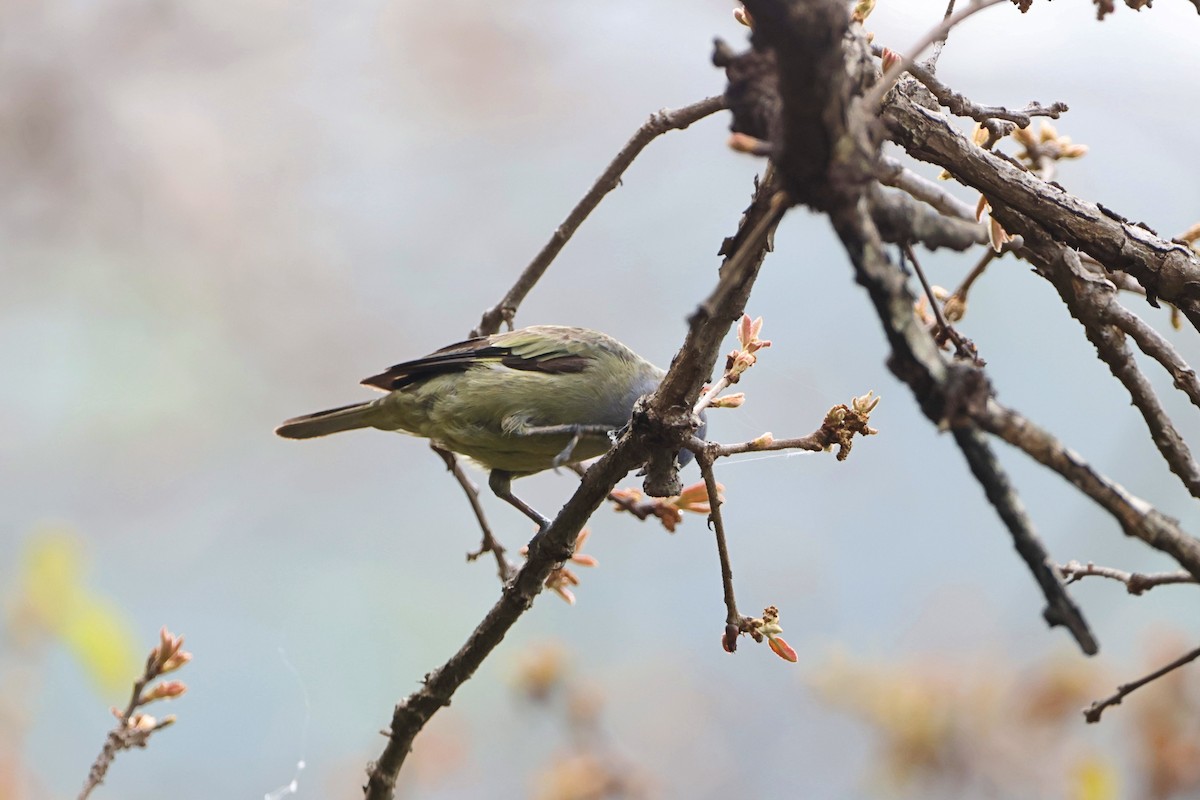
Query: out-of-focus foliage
7,528,137,696
2,527,139,798
812,639,1200,799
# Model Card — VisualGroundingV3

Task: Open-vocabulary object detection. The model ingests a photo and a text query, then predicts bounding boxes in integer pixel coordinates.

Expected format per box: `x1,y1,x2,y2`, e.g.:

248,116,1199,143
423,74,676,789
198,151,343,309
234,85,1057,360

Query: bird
276,325,698,531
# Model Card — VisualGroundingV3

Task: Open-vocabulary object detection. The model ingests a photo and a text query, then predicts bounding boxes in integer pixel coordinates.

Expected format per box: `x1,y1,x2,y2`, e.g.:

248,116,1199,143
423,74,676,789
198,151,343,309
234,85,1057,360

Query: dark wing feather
361,332,590,391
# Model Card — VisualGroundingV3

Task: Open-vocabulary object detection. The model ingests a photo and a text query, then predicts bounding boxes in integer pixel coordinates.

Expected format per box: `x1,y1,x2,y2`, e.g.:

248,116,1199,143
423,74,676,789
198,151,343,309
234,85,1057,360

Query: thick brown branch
473,95,726,337
734,0,1095,655
882,89,1200,331
870,184,986,251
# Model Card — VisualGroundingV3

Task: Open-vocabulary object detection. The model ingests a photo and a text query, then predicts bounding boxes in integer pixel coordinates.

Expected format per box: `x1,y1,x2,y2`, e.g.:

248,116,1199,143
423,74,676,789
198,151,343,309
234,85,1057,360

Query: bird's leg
430,444,512,583
521,423,615,468
488,470,552,533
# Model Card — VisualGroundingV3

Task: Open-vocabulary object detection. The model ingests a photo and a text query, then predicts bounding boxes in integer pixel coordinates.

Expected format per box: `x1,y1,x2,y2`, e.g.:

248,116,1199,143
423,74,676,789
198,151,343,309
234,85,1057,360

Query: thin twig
863,0,1008,113
1108,304,1200,410
473,95,727,336
431,445,512,583
903,242,978,362
1085,644,1200,723
1059,560,1196,595
949,248,996,309
694,449,746,650
894,50,1069,127
922,0,957,70
875,155,978,222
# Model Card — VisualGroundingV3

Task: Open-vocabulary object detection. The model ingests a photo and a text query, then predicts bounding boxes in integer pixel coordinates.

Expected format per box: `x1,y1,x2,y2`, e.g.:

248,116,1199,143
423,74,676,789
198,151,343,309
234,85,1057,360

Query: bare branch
921,0,958,70
1059,560,1196,595
977,399,1200,581
882,90,1200,331
1085,644,1200,723
693,449,746,649
1108,303,1200,410
365,441,646,800
869,184,987,251
473,95,727,337
886,47,1069,127
736,0,1096,655
1004,212,1200,498
953,427,1098,653
904,242,983,364
875,155,978,222
863,0,1008,113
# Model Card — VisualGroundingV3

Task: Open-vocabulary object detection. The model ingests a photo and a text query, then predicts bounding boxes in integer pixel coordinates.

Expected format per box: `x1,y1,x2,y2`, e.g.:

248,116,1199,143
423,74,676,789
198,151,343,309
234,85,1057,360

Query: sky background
3,0,1200,797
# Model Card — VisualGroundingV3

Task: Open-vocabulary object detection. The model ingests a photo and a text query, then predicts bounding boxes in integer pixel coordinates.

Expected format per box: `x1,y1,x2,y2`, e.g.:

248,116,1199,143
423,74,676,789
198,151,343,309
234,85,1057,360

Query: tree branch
1085,644,1200,723
736,0,1096,655
365,170,783,798
882,89,1200,331
473,95,727,337
877,45,1068,127
977,399,1200,581
1003,210,1200,498
1059,560,1196,595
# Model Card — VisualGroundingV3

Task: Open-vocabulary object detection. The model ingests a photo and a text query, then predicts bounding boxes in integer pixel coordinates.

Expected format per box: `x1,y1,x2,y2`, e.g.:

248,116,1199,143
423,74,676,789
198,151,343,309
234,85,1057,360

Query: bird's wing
360,330,591,391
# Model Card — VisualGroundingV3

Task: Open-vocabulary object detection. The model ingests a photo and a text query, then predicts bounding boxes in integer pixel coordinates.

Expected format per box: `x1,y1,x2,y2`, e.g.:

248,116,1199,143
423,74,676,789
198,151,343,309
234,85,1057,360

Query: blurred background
3,0,1200,797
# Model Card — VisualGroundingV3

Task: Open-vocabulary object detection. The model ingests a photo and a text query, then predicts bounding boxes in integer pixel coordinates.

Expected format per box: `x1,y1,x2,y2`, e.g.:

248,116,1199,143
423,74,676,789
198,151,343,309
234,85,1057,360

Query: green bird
276,325,696,530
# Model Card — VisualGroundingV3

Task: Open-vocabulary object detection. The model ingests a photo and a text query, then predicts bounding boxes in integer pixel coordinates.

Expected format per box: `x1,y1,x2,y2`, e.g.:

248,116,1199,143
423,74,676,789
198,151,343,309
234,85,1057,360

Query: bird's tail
275,401,379,439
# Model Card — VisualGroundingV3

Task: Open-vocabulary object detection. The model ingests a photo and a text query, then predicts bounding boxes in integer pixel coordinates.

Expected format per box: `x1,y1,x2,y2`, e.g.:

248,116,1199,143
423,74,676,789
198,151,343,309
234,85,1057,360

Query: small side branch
875,155,978,222
364,442,646,800
1085,644,1200,723
473,95,726,336
694,449,746,650
888,49,1068,127
1059,560,1196,595
1109,304,1200,410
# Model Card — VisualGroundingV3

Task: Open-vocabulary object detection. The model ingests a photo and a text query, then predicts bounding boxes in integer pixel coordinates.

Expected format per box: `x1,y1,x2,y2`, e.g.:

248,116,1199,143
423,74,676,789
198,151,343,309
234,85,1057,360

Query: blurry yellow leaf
12,528,138,696
18,528,85,629
1071,756,1118,800
60,600,139,696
